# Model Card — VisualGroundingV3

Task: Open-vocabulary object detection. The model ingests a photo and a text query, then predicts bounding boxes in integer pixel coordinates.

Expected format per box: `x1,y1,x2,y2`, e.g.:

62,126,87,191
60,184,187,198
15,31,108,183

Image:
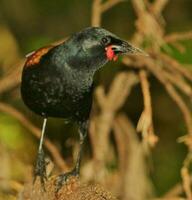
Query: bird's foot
33,149,48,190
55,168,79,192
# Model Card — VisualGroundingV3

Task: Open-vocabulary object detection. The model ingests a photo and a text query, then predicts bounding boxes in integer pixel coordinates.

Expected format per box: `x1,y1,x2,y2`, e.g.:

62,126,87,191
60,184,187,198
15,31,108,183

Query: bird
20,27,144,189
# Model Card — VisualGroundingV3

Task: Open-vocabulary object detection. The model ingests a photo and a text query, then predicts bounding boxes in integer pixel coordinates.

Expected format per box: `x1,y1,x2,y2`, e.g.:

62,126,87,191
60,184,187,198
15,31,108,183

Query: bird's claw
55,169,79,192
33,149,48,190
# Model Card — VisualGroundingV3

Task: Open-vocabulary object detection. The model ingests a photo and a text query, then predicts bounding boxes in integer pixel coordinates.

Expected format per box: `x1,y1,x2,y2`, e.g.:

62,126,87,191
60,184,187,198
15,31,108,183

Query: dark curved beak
111,40,148,56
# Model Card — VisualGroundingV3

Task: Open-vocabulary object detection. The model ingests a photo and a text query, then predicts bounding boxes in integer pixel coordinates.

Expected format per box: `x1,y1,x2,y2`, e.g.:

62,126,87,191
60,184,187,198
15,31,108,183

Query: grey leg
34,118,48,186
56,121,88,191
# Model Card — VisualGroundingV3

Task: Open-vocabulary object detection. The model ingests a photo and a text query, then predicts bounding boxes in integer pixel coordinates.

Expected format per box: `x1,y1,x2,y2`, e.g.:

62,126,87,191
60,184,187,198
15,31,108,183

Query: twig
131,0,146,16
163,182,183,198
171,42,186,53
150,0,168,16
165,31,192,43
0,60,24,94
0,102,68,171
88,72,138,182
145,59,192,136
163,173,192,199
91,0,102,26
159,53,192,82
113,116,127,173
163,70,192,98
114,114,153,200
94,72,138,154
137,69,158,148
181,153,192,200
131,0,165,49
101,0,126,13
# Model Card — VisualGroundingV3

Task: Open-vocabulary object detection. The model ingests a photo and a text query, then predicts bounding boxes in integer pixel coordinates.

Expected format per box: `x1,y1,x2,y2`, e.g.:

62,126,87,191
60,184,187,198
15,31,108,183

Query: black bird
21,27,144,188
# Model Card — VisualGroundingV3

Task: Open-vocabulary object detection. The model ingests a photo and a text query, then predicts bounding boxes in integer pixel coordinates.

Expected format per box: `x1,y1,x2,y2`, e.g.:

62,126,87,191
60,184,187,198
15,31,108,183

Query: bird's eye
101,36,111,46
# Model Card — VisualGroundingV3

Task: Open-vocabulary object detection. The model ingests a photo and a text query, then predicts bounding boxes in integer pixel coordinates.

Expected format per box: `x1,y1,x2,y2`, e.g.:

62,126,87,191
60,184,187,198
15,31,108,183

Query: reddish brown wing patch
25,45,54,68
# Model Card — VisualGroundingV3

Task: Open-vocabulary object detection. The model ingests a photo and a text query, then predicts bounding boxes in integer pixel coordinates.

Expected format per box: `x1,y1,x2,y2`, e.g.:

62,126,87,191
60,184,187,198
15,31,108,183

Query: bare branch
88,72,138,182
163,182,183,198
181,153,192,200
0,60,23,94
160,53,192,82
0,102,68,171
150,0,169,15
165,31,192,43
131,0,146,17
145,59,192,136
101,0,126,13
163,70,192,98
91,0,102,26
114,114,154,200
137,69,158,148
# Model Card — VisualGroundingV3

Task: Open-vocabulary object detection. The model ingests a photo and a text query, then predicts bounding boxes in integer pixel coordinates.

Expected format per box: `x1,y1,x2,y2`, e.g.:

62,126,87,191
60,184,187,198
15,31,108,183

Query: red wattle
105,46,118,61
106,46,114,60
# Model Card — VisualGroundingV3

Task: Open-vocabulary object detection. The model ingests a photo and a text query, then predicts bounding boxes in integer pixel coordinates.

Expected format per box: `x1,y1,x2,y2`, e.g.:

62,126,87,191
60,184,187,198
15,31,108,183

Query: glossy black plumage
21,27,141,122
20,27,143,187
21,48,93,122
21,28,108,121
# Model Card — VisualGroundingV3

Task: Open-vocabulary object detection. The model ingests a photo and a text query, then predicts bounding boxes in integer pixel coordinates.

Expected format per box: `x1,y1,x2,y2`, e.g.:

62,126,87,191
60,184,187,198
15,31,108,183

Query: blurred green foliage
0,114,24,149
170,41,192,64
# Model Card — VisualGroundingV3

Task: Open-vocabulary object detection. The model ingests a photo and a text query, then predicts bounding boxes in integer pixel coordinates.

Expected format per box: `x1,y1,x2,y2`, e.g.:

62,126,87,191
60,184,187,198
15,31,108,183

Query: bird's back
21,45,93,122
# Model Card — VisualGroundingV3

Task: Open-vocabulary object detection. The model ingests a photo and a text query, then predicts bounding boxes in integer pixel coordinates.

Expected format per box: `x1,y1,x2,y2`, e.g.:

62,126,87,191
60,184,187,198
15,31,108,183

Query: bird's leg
73,121,88,175
34,118,48,187
56,121,88,191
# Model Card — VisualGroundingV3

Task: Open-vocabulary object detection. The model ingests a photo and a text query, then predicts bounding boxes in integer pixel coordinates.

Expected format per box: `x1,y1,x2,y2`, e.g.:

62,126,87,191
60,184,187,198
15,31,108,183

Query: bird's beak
111,40,148,56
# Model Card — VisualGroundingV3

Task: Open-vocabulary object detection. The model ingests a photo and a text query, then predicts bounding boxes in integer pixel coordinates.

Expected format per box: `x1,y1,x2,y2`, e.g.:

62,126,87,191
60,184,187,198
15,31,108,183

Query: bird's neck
52,41,107,74
49,45,95,89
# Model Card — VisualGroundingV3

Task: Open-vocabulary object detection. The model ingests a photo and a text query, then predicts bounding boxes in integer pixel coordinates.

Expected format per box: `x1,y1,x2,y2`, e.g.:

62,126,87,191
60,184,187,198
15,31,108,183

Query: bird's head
62,27,146,72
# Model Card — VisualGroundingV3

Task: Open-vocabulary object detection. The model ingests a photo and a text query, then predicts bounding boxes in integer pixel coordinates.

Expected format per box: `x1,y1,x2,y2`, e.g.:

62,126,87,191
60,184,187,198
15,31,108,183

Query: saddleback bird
21,27,144,189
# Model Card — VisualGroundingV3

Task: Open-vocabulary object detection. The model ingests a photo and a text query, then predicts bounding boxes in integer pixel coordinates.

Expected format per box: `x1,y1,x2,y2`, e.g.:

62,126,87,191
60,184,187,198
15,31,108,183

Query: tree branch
0,102,68,171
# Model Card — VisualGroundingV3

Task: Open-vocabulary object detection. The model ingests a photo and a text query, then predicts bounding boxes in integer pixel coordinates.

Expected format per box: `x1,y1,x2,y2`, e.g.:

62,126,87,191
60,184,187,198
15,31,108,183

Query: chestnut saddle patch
25,46,54,68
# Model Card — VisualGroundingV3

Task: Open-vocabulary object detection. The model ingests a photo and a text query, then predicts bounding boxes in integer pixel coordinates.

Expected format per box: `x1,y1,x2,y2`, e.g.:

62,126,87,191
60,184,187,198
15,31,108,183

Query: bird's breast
21,64,93,121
